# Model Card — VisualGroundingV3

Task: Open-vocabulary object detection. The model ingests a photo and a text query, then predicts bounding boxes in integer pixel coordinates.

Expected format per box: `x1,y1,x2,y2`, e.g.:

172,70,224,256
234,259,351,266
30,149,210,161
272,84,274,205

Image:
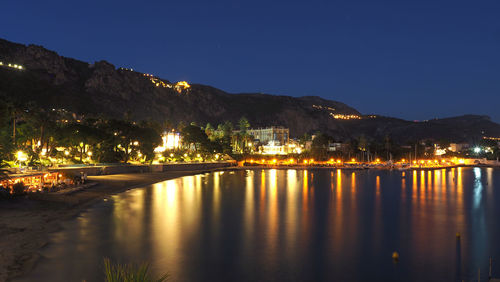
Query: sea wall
49,162,236,176
159,162,235,172
462,158,500,166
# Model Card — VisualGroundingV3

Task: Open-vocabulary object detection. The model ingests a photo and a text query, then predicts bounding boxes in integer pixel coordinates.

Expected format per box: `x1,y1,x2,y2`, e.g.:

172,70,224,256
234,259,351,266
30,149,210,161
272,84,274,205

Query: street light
17,151,27,162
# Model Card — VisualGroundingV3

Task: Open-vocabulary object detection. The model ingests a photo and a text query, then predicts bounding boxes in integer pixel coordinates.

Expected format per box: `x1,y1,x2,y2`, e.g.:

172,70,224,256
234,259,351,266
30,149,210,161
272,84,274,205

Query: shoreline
232,164,498,171
2,164,496,281
0,167,229,282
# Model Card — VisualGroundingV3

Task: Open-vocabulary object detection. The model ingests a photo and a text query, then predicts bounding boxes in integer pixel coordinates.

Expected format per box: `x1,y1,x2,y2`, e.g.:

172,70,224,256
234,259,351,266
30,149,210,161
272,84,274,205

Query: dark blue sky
2,0,499,121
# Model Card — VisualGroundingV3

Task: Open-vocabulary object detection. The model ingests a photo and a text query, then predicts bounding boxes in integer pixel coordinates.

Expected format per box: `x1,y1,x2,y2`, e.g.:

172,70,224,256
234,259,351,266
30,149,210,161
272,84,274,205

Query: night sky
2,0,499,121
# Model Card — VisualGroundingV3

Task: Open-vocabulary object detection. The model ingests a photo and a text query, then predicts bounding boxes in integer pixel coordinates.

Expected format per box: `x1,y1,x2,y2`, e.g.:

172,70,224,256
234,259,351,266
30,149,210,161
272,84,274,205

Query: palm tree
8,101,25,147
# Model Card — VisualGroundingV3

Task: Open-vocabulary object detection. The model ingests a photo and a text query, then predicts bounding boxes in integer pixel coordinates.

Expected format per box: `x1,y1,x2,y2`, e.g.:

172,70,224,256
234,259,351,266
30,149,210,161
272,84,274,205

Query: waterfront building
245,127,291,154
448,143,470,153
247,126,289,147
261,140,287,155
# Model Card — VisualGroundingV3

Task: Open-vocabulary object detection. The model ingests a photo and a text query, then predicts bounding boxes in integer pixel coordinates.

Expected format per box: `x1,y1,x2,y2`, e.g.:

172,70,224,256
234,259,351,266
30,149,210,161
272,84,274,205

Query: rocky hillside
1,38,499,143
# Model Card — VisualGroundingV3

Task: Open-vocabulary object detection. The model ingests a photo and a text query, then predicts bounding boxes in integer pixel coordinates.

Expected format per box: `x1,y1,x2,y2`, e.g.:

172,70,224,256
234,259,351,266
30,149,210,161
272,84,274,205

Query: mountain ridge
1,38,499,143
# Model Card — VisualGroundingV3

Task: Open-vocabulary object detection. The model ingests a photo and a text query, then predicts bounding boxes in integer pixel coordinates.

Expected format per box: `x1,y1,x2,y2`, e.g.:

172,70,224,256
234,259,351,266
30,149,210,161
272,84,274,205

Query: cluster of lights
0,61,24,70
483,136,500,141
246,158,347,165
142,73,191,93
143,73,173,89
472,146,493,154
174,81,191,93
247,158,295,165
329,113,362,120
312,104,336,111
405,159,459,167
328,158,343,164
312,105,367,120
119,67,134,72
154,131,181,153
154,152,211,163
243,157,474,168
0,171,63,194
119,67,191,94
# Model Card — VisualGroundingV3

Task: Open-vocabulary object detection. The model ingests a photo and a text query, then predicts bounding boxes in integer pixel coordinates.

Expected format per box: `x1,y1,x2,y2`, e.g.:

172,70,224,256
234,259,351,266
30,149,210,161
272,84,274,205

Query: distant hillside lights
312,105,362,120
312,104,336,111
0,61,24,70
143,73,172,89
329,113,362,120
174,81,190,93
118,67,190,93
142,73,190,93
312,105,378,120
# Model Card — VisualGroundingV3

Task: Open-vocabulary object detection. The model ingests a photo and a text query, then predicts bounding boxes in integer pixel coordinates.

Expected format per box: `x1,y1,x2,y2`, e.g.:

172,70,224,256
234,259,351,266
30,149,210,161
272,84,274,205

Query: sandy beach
0,168,229,282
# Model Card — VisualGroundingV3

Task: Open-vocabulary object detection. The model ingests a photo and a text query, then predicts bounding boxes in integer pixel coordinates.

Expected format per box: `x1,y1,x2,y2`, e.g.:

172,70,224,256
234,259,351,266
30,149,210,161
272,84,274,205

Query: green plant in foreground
103,258,169,282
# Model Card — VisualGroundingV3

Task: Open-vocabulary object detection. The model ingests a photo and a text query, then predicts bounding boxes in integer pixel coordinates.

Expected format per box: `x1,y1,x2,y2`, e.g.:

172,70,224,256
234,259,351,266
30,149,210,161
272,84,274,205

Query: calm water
18,168,500,282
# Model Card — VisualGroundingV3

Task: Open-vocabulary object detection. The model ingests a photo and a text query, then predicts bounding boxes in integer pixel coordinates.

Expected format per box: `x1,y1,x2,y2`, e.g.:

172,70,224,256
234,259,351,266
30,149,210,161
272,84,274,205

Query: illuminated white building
261,140,287,155
154,131,182,152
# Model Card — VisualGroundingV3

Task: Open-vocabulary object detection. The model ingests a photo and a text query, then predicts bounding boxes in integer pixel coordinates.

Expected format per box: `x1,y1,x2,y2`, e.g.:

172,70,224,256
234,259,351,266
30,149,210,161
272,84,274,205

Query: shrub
12,182,26,196
103,258,168,282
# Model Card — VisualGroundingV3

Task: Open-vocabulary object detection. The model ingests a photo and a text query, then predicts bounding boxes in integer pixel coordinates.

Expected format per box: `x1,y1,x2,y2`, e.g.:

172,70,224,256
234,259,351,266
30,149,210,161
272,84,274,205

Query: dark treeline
0,96,251,166
0,96,164,165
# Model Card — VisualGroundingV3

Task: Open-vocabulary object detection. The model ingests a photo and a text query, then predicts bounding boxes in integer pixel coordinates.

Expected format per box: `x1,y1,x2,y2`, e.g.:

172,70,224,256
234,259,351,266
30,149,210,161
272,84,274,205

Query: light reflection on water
17,168,500,282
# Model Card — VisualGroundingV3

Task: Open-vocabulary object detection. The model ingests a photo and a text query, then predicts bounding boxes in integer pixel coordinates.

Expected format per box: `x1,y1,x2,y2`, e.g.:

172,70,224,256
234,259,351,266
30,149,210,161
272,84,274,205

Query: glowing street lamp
16,151,27,169
17,151,27,162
